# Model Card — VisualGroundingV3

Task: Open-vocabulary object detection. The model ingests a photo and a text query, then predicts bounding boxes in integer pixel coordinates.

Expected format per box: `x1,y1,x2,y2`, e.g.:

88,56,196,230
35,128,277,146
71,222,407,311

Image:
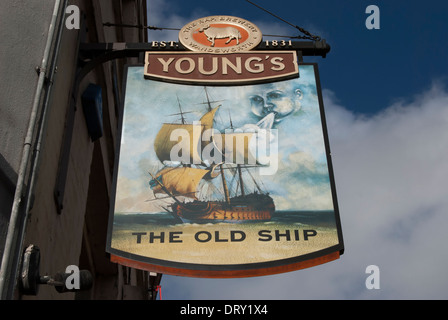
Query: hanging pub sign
106,16,344,277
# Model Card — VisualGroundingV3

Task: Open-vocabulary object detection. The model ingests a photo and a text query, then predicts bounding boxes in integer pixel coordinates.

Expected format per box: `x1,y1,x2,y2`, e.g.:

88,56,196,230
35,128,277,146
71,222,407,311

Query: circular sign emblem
179,16,263,54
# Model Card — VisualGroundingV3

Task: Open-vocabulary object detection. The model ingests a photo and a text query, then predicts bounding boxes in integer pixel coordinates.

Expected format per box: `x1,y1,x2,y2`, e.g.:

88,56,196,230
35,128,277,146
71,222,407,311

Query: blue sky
147,0,448,115
144,0,448,299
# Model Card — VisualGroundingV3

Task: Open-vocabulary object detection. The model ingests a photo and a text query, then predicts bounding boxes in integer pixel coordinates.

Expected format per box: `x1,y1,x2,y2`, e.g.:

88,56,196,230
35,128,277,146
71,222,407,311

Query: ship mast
166,95,195,124
237,165,245,196
219,164,231,204
228,110,234,129
228,111,245,197
199,87,225,112
177,96,186,124
204,87,212,111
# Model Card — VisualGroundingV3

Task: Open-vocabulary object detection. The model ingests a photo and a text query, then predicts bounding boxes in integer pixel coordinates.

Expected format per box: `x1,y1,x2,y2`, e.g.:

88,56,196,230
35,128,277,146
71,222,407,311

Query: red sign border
110,250,341,278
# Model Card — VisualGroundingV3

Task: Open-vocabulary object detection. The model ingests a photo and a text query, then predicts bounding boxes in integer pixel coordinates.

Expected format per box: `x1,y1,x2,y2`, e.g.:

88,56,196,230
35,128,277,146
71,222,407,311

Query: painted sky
115,65,333,212
143,0,448,299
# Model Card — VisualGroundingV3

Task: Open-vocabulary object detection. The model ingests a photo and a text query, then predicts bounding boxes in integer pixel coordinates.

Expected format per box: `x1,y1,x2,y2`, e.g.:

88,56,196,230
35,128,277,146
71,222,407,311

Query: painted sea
112,210,338,229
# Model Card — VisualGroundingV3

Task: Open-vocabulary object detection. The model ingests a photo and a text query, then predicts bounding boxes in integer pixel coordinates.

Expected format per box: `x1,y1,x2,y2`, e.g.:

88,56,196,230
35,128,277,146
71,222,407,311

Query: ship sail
200,106,219,132
152,105,222,201
154,123,203,164
154,106,221,165
149,90,275,223
216,112,276,165
150,166,209,200
217,132,257,164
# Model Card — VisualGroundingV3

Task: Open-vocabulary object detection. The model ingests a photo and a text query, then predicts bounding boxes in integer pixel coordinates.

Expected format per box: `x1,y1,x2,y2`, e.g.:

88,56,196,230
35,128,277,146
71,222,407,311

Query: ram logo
179,15,262,54
198,25,242,47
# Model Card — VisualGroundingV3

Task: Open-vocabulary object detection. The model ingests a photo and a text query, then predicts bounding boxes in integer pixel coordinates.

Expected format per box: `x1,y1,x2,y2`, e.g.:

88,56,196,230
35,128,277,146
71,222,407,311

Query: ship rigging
148,88,275,223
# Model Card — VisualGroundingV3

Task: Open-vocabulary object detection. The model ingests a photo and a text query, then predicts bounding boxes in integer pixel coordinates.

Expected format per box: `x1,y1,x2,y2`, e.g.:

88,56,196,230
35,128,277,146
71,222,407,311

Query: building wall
0,0,58,267
0,0,57,174
0,0,155,300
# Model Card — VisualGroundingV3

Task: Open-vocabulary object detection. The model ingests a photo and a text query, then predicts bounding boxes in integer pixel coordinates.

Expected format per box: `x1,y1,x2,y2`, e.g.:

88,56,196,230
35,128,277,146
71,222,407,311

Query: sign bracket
78,40,330,79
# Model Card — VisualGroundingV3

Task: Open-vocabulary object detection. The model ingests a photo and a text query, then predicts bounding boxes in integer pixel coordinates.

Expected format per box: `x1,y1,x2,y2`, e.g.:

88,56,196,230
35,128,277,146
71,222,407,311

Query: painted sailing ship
149,89,275,223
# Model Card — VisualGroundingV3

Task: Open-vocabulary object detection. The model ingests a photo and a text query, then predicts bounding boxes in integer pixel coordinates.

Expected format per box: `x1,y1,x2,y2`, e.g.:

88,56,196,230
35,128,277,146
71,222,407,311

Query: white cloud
143,0,448,300
162,81,448,300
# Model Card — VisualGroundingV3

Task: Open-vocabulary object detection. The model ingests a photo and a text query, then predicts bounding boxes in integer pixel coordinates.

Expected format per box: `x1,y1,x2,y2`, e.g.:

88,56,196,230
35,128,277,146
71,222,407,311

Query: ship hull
172,193,275,223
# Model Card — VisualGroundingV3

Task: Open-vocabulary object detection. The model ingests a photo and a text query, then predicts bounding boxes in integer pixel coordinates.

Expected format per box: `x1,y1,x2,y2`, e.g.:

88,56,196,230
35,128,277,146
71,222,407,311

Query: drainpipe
0,0,67,299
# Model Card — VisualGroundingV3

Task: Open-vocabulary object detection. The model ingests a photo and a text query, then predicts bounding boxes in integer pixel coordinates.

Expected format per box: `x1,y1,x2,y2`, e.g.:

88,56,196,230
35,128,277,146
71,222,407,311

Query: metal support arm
78,40,331,77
